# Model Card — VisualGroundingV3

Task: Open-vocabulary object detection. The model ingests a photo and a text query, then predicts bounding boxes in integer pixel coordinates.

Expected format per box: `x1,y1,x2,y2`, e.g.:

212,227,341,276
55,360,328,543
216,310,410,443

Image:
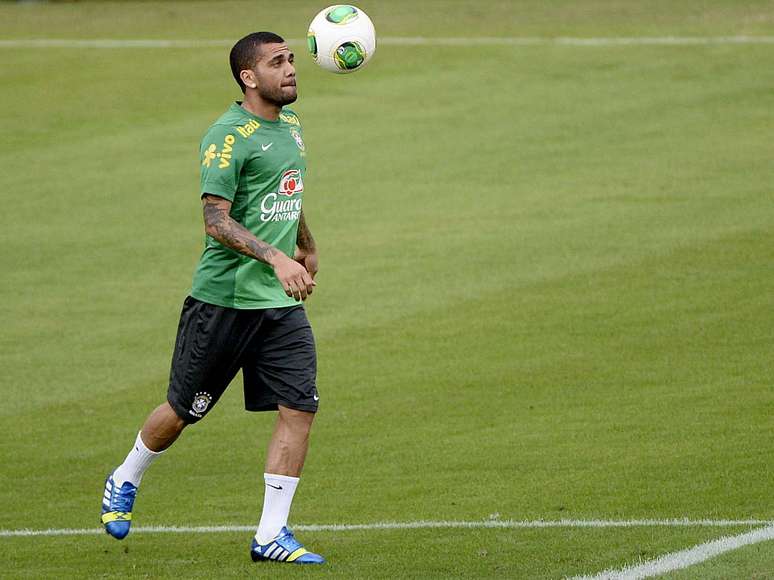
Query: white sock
256,473,300,544
113,432,164,487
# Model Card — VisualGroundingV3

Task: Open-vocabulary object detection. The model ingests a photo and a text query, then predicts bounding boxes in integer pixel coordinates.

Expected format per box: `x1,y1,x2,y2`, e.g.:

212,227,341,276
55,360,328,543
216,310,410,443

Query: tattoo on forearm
296,211,316,252
202,196,278,264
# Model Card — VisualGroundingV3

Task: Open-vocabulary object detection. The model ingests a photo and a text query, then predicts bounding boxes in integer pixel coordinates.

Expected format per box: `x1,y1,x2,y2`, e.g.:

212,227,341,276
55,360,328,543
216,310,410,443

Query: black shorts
167,296,318,423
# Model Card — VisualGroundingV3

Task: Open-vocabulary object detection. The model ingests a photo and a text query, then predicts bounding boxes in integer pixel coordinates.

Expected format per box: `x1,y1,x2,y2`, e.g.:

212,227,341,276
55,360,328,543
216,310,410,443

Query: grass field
1,1,773,578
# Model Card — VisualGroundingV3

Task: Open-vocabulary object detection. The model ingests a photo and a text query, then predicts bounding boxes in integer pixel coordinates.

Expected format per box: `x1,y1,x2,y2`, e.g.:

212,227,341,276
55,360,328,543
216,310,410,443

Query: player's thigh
167,296,260,423
242,306,318,413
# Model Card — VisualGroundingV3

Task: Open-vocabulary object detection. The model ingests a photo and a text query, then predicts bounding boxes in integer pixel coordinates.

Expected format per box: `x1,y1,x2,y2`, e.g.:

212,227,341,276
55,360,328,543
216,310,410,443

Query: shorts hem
245,399,318,413
167,396,201,424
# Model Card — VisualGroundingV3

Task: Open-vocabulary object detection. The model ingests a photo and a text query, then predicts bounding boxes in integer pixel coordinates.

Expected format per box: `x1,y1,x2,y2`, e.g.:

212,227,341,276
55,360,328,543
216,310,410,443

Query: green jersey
190,102,308,309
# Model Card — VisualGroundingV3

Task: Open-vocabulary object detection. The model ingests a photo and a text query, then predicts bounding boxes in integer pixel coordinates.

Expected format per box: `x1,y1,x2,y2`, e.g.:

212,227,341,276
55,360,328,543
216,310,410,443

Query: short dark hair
229,32,285,93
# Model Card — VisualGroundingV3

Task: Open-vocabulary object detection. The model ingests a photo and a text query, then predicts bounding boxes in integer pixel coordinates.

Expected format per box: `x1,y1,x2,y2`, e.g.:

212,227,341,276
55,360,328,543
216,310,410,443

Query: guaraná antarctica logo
278,169,304,197
260,169,304,223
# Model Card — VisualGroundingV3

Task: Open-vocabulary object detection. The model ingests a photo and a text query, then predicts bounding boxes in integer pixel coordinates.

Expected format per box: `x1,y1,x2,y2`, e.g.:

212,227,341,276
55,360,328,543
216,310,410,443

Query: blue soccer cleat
100,472,137,540
250,527,325,564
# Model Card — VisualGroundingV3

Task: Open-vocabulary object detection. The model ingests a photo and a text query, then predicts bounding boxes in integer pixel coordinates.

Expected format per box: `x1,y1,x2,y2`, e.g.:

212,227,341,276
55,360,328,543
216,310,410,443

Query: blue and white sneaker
250,527,325,564
100,472,137,540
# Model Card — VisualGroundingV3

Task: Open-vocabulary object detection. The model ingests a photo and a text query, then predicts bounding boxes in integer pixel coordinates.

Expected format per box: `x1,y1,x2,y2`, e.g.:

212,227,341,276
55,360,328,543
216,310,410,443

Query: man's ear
240,69,258,90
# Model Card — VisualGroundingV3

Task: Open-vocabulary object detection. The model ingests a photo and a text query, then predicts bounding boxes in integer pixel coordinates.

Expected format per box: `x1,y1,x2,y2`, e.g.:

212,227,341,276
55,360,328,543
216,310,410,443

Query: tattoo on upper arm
296,210,316,252
201,195,278,264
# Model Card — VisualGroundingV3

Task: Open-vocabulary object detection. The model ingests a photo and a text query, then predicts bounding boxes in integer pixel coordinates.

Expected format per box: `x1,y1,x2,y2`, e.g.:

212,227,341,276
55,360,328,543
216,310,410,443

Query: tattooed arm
294,210,319,279
202,194,315,300
202,194,279,264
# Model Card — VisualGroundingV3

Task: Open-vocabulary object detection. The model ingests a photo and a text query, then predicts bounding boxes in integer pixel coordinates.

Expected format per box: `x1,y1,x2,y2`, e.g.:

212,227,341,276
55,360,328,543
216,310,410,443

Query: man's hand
294,247,319,279
295,210,317,283
272,253,316,301
201,195,317,301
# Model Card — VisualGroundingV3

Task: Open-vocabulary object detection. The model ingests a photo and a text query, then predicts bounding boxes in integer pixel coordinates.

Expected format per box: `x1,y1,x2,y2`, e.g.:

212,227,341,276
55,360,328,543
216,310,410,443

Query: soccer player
100,32,325,565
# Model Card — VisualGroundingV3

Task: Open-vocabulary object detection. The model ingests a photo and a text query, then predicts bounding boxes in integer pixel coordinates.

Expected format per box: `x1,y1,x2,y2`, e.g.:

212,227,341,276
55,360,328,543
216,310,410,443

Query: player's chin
281,86,298,103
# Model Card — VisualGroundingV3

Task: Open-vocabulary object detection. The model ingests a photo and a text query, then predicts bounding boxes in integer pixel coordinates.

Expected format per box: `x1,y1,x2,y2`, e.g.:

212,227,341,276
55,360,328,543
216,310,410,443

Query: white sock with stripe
256,473,300,545
113,432,164,487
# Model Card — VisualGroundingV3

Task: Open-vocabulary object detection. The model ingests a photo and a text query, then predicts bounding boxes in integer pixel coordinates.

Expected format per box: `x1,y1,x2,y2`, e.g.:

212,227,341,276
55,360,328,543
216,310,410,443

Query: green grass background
0,1,772,578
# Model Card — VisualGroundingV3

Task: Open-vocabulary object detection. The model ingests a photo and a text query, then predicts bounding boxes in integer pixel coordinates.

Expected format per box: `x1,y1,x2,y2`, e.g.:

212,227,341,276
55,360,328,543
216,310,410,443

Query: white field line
1,518,772,538
3,36,774,49
570,524,774,580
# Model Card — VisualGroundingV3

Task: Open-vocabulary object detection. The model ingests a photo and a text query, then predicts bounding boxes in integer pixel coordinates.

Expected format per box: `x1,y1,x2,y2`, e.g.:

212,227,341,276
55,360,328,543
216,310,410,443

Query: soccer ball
307,5,376,74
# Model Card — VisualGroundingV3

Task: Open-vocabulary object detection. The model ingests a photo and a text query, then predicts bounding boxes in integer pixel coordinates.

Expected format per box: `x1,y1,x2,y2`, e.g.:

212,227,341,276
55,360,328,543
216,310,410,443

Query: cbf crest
290,129,305,152
190,392,212,418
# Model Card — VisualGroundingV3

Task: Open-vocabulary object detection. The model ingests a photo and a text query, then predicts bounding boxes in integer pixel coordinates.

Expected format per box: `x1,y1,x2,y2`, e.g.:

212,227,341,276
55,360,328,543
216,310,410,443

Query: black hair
229,31,285,93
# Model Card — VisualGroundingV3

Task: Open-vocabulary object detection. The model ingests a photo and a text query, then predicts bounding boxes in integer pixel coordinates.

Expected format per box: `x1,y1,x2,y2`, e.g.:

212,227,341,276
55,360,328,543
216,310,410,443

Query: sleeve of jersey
199,125,248,202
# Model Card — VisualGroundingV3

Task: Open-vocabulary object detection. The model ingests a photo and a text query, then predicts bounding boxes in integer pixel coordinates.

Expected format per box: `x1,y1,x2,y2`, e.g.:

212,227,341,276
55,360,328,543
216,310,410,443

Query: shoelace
111,483,137,512
276,529,302,552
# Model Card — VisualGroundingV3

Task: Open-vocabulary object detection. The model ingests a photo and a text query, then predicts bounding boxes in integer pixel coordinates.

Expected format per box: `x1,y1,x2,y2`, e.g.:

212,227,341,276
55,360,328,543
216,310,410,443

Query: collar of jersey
233,102,282,125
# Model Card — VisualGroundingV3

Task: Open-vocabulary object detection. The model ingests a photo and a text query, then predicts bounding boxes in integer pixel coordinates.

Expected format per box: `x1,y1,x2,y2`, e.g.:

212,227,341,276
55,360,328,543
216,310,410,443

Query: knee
278,405,315,431
140,402,187,452
146,401,187,437
161,401,187,428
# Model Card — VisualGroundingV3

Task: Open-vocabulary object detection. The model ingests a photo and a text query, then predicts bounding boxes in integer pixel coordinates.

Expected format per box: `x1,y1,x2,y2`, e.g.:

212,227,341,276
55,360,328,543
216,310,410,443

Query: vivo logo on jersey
278,169,304,197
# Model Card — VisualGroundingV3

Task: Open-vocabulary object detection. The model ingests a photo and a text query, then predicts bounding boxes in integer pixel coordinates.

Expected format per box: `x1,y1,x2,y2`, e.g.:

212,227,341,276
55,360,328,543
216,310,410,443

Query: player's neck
240,94,281,122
